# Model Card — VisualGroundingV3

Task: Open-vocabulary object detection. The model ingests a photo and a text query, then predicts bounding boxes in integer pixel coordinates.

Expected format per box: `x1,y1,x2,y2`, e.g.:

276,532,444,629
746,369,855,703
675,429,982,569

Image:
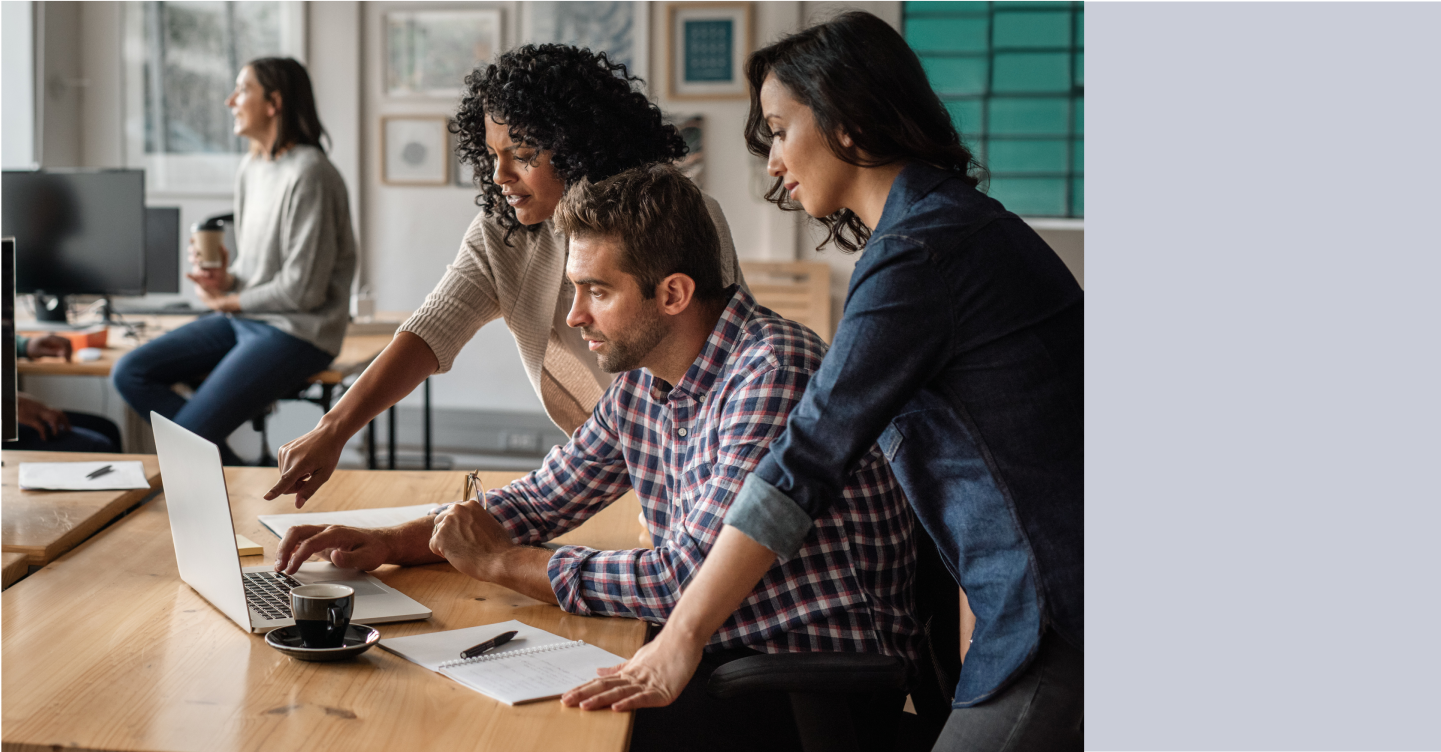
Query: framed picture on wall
382,116,450,186
667,3,752,99
523,2,650,85
452,124,477,188
385,9,503,98
663,113,705,188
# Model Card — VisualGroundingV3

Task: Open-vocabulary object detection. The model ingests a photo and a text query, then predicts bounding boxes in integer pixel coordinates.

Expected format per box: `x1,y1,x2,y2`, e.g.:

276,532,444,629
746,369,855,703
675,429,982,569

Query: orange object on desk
17,326,108,351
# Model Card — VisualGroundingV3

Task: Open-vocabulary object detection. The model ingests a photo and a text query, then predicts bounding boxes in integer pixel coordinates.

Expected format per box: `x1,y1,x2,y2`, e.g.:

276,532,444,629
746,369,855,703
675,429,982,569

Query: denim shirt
725,162,1083,707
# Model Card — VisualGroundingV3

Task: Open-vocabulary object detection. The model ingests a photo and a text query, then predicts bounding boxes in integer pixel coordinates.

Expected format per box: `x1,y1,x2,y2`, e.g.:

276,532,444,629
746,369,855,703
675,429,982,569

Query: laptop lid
151,411,253,632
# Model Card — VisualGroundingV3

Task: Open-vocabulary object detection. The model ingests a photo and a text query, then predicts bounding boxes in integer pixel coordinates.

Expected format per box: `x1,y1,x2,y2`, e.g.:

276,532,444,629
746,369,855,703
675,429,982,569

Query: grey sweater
230,145,357,356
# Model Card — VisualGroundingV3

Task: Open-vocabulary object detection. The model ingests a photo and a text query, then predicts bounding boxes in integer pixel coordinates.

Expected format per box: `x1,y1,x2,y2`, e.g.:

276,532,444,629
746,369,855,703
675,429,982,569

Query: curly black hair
452,44,688,243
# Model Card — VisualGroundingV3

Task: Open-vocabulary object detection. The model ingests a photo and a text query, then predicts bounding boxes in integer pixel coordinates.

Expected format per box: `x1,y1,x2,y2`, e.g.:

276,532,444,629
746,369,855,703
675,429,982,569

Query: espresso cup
290,584,354,649
191,228,225,269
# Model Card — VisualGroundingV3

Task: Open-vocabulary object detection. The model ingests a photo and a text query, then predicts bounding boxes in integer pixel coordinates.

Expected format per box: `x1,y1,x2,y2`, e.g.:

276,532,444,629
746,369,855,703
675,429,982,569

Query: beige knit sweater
398,195,743,435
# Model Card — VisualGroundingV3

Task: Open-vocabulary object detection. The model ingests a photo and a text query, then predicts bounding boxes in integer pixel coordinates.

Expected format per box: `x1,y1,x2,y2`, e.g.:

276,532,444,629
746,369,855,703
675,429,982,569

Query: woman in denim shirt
566,11,1083,751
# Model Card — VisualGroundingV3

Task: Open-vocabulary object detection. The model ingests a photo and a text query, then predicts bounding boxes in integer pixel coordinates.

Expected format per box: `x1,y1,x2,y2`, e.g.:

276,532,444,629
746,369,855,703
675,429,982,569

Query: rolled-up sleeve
726,236,952,559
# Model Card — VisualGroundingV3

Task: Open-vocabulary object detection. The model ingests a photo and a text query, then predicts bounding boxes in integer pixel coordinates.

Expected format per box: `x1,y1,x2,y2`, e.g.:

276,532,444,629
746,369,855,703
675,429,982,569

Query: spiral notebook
378,620,625,705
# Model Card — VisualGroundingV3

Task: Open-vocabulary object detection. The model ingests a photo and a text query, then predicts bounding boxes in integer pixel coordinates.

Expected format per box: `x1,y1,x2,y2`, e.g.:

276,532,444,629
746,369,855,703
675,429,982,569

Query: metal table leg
424,378,432,470
387,405,397,470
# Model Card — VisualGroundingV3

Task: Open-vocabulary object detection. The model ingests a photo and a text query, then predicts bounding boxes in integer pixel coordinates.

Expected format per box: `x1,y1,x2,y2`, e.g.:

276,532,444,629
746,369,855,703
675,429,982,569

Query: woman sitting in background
113,57,356,466
266,44,743,505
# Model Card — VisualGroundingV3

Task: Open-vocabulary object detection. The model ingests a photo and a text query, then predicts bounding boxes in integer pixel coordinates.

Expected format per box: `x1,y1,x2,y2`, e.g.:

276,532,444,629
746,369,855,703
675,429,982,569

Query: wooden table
2,468,649,752
16,316,408,466
16,316,393,382
1,553,27,589
1,450,163,566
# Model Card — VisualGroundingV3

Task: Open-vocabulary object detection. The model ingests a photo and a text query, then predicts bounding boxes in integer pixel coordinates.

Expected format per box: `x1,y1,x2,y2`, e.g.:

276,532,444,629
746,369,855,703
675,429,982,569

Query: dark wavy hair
246,57,328,157
452,44,688,243
743,11,985,252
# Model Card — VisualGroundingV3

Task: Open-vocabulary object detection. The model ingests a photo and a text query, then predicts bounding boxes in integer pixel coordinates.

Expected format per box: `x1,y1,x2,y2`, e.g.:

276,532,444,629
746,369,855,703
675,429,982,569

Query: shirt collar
645,285,754,404
872,161,961,237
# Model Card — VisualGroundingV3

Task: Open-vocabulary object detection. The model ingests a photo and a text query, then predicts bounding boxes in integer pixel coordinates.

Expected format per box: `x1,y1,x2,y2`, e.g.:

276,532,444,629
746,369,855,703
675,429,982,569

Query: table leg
387,405,397,470
424,378,432,470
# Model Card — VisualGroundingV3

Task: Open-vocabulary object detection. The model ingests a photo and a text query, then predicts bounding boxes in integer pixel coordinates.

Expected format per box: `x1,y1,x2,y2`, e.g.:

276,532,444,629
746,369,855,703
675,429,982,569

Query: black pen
86,465,115,480
460,630,518,659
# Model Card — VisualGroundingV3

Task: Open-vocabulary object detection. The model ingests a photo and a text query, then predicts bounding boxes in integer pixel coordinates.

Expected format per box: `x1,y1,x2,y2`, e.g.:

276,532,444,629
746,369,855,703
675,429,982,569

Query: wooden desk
17,316,406,465
2,468,648,752
16,316,392,382
1,553,27,589
1,450,163,566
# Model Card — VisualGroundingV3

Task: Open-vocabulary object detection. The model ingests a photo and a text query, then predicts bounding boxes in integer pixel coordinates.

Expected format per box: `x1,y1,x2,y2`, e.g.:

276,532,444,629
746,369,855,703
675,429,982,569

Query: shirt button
678,428,688,437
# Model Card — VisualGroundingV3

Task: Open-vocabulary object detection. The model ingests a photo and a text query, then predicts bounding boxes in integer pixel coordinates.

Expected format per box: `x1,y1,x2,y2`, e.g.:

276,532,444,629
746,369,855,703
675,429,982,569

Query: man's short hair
553,163,726,301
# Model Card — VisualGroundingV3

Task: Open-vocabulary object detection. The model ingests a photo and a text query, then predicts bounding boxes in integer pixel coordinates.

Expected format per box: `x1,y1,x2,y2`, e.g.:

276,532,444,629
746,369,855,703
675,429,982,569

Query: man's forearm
476,546,559,605
379,516,448,566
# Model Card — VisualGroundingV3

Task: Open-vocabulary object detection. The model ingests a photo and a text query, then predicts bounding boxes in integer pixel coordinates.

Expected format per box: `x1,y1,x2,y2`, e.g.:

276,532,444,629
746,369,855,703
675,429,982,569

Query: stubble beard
590,305,668,374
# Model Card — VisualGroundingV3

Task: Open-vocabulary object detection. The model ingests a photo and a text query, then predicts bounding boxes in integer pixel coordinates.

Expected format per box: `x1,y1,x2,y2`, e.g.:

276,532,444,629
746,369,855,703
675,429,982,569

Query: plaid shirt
483,287,919,663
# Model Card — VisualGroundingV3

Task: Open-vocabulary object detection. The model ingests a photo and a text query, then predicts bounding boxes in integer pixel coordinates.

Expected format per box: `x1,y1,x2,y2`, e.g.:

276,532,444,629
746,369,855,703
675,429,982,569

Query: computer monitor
1,169,146,322
3,237,17,442
146,207,181,294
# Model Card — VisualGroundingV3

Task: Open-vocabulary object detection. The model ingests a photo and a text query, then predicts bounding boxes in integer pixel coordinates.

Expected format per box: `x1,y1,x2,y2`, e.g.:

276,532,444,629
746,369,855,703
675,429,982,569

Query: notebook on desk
151,412,432,634
380,620,626,705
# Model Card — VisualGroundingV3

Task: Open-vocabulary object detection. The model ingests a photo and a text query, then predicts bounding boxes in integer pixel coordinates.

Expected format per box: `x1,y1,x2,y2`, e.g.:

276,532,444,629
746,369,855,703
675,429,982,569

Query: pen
460,630,518,659
86,465,115,480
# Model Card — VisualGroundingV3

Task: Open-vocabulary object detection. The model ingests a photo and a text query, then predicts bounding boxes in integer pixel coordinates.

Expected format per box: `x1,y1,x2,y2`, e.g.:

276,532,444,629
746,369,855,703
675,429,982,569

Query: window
123,2,304,193
904,1,1084,218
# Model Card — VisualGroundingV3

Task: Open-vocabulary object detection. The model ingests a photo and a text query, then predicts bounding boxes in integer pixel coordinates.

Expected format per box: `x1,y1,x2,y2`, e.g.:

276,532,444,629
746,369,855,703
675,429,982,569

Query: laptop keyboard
243,571,303,621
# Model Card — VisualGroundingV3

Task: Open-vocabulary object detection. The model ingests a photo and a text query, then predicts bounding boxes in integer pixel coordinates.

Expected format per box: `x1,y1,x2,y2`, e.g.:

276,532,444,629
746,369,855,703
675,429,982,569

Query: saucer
265,624,381,662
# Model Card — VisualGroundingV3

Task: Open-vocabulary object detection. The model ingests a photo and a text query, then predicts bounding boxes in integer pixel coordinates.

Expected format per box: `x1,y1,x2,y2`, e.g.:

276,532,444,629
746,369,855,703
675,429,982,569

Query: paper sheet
257,503,438,540
17,461,151,491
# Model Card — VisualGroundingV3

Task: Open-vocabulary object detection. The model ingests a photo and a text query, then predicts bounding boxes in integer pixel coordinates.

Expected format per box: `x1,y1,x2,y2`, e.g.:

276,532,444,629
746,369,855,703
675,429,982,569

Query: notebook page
378,620,569,671
440,642,625,705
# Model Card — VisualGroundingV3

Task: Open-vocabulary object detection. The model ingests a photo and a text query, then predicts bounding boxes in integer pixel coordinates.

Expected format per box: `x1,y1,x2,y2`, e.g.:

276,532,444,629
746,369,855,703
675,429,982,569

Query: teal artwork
904,2,1084,218
684,20,734,82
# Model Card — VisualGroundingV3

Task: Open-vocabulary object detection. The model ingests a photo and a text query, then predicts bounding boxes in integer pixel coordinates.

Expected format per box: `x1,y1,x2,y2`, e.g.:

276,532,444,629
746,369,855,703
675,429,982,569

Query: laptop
151,411,431,633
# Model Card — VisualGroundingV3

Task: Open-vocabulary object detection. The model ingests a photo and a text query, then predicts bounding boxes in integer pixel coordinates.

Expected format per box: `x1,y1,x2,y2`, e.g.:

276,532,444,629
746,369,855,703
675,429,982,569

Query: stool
249,371,433,470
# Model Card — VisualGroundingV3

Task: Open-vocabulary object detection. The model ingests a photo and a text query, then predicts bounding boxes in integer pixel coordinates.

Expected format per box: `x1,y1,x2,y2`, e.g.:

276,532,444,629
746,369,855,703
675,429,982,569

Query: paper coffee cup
192,227,225,269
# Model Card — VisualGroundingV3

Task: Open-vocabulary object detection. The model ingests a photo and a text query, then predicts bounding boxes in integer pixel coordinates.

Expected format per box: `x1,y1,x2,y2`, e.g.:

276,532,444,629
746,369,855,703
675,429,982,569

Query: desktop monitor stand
32,292,69,324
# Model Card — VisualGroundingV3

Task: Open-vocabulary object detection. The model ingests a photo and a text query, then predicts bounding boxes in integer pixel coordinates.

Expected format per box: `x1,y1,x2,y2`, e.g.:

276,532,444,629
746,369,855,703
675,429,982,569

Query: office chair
707,528,961,752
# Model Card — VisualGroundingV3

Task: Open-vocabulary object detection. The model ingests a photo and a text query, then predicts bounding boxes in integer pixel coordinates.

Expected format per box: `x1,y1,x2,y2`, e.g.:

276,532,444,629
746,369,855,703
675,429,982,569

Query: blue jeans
112,315,334,465
7,412,121,453
932,629,1083,752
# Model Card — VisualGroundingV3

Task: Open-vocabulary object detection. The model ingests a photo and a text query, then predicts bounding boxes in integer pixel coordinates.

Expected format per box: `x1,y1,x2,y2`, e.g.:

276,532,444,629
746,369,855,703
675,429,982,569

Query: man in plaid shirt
276,164,917,749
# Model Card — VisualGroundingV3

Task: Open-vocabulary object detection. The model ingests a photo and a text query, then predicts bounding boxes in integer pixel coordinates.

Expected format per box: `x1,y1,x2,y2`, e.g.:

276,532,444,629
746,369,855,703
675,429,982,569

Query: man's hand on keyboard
275,524,392,575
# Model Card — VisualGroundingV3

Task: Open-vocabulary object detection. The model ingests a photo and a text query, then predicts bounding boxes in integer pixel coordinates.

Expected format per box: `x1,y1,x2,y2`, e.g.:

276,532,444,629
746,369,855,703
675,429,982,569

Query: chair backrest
909,527,963,720
741,261,833,342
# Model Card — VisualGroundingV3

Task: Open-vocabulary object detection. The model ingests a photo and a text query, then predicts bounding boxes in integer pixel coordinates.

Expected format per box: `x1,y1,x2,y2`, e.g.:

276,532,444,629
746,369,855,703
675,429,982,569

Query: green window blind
905,1,1084,217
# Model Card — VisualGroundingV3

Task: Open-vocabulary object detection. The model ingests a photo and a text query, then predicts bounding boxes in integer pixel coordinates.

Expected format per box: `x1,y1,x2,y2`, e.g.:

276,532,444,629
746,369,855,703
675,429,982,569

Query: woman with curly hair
266,44,742,504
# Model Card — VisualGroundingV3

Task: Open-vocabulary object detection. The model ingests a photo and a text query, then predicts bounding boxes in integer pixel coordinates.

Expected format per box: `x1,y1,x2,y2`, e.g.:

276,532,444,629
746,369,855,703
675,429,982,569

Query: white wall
2,0,37,168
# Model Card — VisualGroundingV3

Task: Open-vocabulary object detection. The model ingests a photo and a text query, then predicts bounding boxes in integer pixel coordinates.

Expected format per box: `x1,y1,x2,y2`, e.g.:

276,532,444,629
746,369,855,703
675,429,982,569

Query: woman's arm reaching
264,332,439,506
